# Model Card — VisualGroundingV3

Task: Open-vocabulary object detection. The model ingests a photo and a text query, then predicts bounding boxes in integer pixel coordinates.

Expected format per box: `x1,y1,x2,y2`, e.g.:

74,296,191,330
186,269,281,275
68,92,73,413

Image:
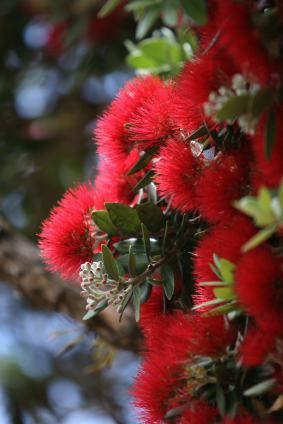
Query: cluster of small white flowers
79,261,132,313
204,74,260,135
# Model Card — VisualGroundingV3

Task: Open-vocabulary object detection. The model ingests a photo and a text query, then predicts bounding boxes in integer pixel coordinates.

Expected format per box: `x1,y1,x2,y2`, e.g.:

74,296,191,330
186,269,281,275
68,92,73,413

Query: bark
0,220,141,352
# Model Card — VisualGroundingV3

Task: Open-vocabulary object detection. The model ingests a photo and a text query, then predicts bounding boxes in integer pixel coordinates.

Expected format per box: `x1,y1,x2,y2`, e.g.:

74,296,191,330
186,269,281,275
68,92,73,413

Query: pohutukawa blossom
179,401,218,424
172,47,237,136
95,75,168,165
197,147,252,223
252,105,283,188
39,183,105,281
193,216,256,307
201,0,282,85
235,247,283,335
155,138,201,213
239,325,277,367
133,312,235,423
128,80,176,150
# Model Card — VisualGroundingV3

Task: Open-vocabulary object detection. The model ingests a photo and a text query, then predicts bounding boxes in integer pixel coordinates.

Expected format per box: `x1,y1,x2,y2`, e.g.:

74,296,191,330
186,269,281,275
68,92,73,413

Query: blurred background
0,1,140,422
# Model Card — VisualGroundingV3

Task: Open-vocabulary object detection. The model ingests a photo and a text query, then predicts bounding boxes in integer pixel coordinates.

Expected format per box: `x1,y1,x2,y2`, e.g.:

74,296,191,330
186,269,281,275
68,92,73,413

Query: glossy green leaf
138,37,181,64
218,258,235,284
180,0,208,25
234,197,259,218
141,223,151,260
136,202,165,232
244,378,276,397
118,253,149,274
127,148,156,175
133,286,141,321
106,203,141,235
83,299,109,320
250,88,274,117
216,385,226,417
136,8,159,39
186,125,208,141
213,286,235,301
92,210,118,236
114,238,160,254
140,282,152,304
278,181,283,212
161,264,175,300
192,298,224,311
133,170,155,192
204,301,240,317
242,224,277,252
128,245,137,277
265,109,276,159
216,94,250,121
98,0,121,18
102,244,119,281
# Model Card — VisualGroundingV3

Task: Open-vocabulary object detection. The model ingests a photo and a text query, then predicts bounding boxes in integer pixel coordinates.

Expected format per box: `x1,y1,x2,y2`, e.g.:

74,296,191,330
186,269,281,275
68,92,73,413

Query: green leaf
140,282,152,304
216,94,250,121
162,220,169,255
186,125,208,141
83,299,108,320
106,203,141,235
244,378,276,397
136,8,159,39
180,0,208,25
92,210,118,236
127,148,156,175
234,197,259,218
265,109,276,159
98,0,121,18
192,298,224,311
163,0,178,26
133,170,155,192
161,265,175,300
136,203,165,232
126,51,157,69
138,37,181,65
141,223,151,260
102,245,119,281
128,245,137,277
125,0,162,12
278,180,283,212
242,224,277,252
133,286,141,321
114,239,160,254
119,288,133,319
213,287,235,301
199,281,230,286
216,385,226,417
218,258,235,284
250,88,274,117
204,301,240,317
118,253,149,274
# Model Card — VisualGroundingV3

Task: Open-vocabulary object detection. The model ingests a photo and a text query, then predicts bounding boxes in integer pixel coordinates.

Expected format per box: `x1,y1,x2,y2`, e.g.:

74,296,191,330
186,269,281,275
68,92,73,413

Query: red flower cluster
39,0,283,422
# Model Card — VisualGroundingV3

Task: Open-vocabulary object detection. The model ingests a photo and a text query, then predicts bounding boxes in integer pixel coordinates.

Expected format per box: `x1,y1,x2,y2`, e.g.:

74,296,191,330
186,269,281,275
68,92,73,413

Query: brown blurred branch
0,220,141,353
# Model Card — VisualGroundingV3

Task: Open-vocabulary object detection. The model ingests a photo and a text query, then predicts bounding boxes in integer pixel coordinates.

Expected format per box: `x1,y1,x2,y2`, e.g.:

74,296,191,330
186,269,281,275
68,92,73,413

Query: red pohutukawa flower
201,0,282,85
193,215,256,307
179,401,218,424
95,75,168,165
197,146,252,223
251,105,283,188
235,247,283,336
39,183,105,281
172,47,237,135
128,80,175,150
155,138,201,213
133,312,235,423
239,325,277,367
